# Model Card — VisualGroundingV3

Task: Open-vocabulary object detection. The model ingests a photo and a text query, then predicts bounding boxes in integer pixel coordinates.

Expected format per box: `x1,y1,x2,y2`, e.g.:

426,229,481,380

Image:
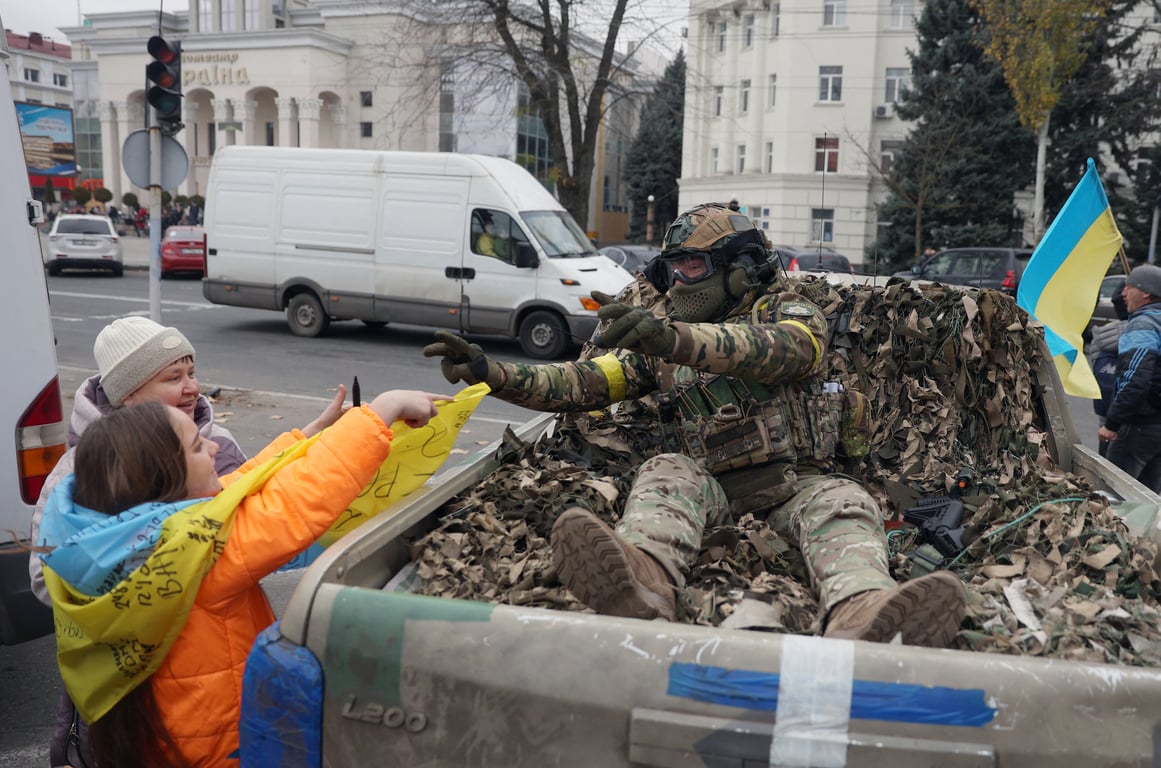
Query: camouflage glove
422,330,503,387
592,291,677,357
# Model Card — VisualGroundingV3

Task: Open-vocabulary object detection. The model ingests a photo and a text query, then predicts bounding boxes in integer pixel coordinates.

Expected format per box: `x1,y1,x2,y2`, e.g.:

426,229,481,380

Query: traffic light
146,36,183,135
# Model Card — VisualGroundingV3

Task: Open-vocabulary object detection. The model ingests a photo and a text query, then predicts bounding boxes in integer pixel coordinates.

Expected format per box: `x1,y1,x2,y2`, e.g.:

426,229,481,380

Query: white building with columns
60,0,657,238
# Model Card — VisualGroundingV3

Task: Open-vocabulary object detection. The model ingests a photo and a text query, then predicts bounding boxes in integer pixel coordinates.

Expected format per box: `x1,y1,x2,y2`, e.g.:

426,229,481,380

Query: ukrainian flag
1017,158,1122,398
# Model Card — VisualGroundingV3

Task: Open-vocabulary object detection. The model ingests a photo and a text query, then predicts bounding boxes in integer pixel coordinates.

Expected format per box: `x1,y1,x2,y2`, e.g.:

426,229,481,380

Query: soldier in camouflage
424,203,967,647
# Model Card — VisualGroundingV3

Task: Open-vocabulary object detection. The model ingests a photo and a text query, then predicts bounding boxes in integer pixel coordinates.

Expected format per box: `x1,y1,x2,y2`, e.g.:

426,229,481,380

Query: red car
160,226,207,278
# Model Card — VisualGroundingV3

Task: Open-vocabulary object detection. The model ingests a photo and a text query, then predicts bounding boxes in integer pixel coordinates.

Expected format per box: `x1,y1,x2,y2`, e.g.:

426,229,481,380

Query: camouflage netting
408,276,1161,665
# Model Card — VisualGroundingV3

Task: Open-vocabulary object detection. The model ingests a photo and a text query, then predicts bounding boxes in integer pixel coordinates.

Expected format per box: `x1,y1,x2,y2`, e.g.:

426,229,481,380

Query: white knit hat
93,317,196,405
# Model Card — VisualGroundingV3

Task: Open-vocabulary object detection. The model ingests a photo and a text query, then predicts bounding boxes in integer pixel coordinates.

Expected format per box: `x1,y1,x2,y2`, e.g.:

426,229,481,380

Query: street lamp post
646,194,656,244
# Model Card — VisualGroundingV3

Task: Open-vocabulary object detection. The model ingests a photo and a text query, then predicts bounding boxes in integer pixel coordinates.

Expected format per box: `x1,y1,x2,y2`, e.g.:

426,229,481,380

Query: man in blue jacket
1099,264,1161,491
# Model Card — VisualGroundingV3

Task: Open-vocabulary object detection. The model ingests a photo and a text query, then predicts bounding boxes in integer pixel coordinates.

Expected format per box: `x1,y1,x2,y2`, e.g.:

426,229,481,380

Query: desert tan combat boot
823,571,967,647
551,506,677,621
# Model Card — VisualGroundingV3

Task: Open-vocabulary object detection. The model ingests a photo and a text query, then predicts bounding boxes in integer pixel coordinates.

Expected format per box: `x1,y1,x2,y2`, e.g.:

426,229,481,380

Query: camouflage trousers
617,453,894,614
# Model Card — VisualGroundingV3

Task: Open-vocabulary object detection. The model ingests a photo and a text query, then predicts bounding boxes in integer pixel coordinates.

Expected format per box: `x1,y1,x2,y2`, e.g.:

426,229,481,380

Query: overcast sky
2,1,687,50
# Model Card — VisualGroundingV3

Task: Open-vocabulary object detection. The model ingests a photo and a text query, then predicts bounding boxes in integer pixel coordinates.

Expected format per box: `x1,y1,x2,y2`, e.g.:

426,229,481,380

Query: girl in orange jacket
38,389,446,767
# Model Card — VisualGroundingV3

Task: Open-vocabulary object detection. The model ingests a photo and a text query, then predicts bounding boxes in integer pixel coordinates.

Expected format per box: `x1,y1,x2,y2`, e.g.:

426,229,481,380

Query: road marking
49,290,214,309
57,366,520,425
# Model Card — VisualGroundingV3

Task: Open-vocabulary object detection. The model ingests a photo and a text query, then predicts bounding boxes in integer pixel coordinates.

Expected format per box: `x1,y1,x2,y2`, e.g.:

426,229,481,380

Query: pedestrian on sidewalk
1099,265,1161,490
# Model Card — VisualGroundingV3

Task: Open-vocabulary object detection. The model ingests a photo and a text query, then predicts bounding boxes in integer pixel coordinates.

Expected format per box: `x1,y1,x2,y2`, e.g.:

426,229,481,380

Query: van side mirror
515,242,539,269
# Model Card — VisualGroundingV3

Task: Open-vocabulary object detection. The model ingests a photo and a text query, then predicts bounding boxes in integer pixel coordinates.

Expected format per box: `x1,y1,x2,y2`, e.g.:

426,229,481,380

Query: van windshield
521,211,597,258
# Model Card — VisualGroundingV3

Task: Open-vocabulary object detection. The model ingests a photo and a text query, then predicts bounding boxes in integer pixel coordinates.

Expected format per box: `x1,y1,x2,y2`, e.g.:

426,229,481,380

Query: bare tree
358,1,673,229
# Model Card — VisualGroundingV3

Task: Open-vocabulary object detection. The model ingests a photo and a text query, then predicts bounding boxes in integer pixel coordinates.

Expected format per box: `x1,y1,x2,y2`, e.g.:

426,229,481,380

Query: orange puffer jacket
151,405,393,766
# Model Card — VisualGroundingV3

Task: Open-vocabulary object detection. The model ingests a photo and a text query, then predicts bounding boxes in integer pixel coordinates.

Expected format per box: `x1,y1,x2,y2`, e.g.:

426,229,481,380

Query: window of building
516,85,552,186
772,3,781,36
243,0,261,29
360,91,373,107
819,66,843,102
768,74,777,108
815,136,839,173
713,85,724,117
710,147,719,174
823,0,847,26
742,14,755,47
360,121,373,138
739,79,751,113
811,208,835,242
890,0,915,28
265,122,275,146
880,140,903,175
440,59,457,153
717,21,727,52
765,141,774,173
24,68,40,83
53,72,68,87
885,68,911,103
737,144,747,173
199,0,213,32
220,0,238,32
208,122,216,155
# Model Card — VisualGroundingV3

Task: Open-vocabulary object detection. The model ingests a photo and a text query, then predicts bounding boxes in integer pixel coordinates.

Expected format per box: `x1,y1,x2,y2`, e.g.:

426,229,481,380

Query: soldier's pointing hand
422,330,502,387
592,291,677,357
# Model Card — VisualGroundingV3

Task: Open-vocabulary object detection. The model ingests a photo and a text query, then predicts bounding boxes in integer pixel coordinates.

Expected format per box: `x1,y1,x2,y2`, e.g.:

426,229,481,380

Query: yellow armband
592,353,628,402
778,319,822,373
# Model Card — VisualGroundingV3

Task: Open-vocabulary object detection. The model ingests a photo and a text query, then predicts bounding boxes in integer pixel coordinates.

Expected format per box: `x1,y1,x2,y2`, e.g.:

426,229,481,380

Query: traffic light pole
148,108,163,323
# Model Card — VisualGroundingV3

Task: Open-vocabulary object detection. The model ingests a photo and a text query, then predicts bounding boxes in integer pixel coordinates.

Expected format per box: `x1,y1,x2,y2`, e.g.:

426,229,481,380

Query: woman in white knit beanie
32,315,347,768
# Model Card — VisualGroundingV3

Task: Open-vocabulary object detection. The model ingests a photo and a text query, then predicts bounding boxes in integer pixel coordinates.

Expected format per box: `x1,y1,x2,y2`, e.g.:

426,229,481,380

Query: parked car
44,213,123,276
599,244,661,275
894,247,1032,295
161,225,207,278
773,245,854,274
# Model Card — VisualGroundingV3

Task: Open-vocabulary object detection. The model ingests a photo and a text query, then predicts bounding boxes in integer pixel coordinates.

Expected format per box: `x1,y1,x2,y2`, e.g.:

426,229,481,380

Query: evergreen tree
624,51,685,243
1043,0,1161,263
867,0,1034,272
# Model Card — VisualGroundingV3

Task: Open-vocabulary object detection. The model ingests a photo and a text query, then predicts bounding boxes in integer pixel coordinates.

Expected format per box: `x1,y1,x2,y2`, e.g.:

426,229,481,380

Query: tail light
17,377,67,504
788,257,800,272
48,235,59,243
1001,269,1018,290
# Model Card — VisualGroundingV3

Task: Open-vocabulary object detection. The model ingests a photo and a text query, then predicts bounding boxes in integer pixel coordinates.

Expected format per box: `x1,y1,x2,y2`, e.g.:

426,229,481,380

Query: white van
202,147,632,358
0,24,66,644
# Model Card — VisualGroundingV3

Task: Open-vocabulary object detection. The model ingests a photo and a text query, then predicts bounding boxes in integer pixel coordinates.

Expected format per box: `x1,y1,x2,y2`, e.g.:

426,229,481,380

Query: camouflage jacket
490,279,827,413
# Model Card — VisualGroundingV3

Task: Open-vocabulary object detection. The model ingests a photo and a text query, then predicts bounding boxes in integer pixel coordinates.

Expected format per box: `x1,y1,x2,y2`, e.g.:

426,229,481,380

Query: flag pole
1118,243,1131,275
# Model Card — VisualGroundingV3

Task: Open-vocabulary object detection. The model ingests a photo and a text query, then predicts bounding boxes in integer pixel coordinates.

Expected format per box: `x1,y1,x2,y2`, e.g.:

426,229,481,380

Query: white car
45,213,124,276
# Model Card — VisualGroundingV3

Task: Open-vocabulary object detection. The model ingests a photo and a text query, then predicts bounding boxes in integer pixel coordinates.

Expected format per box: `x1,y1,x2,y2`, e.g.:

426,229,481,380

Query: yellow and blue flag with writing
38,384,488,722
1017,158,1121,398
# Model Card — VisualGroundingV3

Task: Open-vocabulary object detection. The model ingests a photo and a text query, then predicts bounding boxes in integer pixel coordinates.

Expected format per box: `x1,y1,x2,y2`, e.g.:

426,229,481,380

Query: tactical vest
657,373,870,516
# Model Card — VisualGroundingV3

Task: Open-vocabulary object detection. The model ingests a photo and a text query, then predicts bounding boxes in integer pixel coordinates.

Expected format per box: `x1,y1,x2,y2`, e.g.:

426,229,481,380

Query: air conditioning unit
874,104,894,119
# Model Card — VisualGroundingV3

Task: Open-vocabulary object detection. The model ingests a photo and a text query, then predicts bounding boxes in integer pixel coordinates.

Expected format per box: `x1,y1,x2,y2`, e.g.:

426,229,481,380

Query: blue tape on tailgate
668,661,997,727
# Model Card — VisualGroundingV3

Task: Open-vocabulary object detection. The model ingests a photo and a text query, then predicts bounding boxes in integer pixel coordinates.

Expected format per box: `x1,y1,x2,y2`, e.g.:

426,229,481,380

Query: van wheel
287,293,330,337
519,310,569,359
110,264,124,277
46,263,60,276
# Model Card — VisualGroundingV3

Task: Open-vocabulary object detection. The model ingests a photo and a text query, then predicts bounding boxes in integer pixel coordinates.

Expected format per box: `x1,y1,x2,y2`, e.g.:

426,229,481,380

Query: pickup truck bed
240,280,1161,767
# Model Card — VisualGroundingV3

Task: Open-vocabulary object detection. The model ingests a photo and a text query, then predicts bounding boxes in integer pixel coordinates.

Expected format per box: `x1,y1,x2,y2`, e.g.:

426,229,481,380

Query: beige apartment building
680,0,1160,262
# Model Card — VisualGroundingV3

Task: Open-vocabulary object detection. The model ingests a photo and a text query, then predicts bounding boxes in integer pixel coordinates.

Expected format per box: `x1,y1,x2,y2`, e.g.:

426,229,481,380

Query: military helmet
644,202,773,322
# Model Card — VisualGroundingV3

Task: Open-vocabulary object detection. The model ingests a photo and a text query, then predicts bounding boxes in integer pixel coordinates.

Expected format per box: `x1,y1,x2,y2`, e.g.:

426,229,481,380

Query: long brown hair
72,402,192,767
